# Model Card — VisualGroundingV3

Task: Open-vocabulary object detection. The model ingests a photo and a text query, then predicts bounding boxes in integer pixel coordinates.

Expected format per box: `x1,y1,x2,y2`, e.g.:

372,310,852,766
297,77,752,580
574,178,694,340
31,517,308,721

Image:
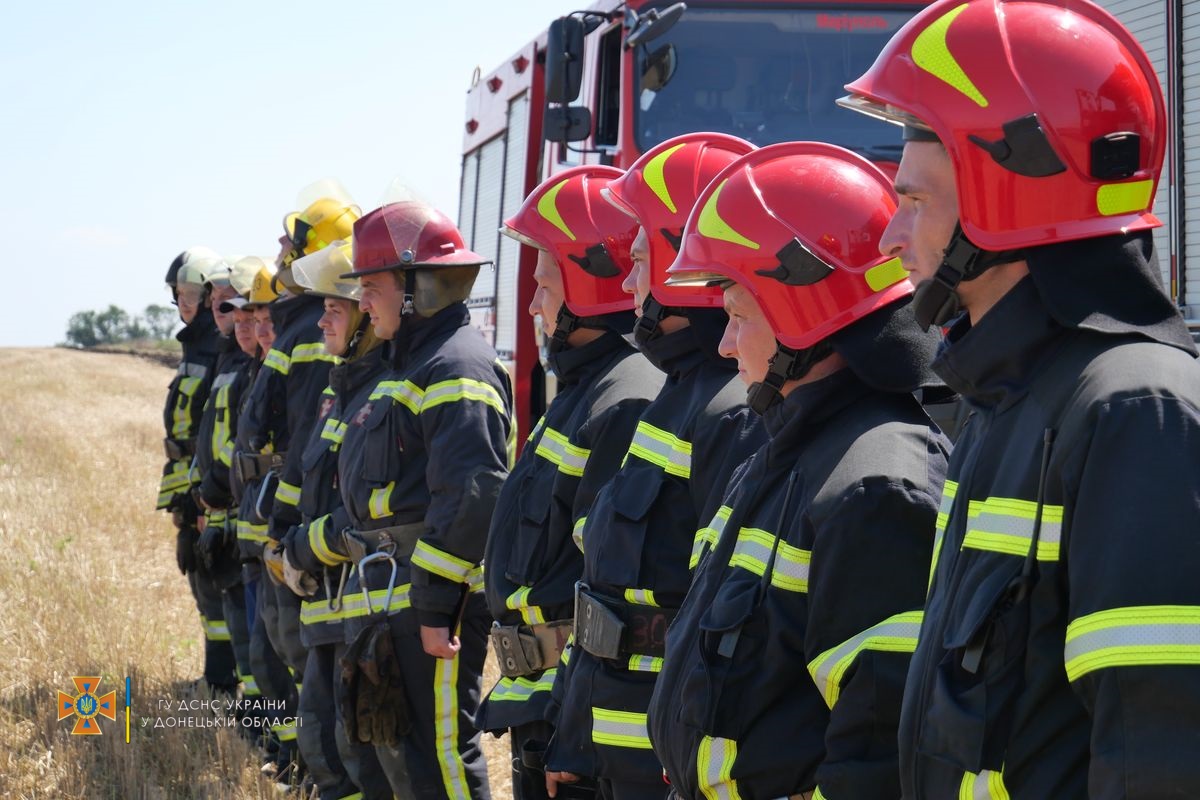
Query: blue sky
2,0,574,346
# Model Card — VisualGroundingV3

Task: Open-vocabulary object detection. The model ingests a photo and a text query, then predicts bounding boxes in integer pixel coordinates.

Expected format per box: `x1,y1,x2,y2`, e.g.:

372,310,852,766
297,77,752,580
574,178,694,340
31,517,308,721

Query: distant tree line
64,304,178,348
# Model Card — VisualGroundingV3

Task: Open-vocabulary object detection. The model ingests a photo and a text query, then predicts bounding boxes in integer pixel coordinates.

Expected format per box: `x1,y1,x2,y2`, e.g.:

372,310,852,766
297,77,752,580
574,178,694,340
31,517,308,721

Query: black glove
339,622,410,746
176,526,199,575
198,517,235,572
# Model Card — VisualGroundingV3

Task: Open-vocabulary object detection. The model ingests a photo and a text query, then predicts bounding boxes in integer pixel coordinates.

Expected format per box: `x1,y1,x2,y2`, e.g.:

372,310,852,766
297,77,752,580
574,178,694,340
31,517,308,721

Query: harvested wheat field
0,347,511,799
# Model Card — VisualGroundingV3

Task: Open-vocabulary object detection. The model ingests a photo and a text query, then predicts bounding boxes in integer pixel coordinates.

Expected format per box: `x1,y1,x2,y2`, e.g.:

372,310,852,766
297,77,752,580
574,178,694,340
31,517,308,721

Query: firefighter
275,242,396,800
840,0,1200,795
476,166,665,800
226,258,283,750
201,256,275,730
331,200,512,800
237,184,357,772
646,142,950,799
541,135,767,800
158,246,236,693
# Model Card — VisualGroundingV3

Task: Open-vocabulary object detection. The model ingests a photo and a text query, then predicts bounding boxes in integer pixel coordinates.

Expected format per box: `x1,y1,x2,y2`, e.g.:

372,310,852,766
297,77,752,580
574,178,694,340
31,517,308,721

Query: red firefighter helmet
501,165,635,316
343,201,489,278
603,132,756,308
840,0,1165,251
666,141,910,350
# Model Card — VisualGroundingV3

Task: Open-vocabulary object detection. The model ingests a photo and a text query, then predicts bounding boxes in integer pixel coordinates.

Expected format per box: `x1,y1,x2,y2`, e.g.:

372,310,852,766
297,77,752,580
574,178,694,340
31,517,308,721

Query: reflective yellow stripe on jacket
728,527,810,593
929,479,958,590
1065,605,1200,681
624,421,692,478
807,611,923,707
591,708,653,749
960,769,1010,800
506,586,545,625
961,495,1063,561
534,426,590,477
691,505,733,569
697,735,741,800
412,540,474,583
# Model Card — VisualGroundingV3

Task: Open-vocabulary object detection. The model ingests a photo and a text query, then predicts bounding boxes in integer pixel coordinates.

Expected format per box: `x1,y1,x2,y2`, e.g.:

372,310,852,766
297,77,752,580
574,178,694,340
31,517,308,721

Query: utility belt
490,619,574,678
235,451,287,483
342,522,425,564
574,583,677,661
163,437,196,460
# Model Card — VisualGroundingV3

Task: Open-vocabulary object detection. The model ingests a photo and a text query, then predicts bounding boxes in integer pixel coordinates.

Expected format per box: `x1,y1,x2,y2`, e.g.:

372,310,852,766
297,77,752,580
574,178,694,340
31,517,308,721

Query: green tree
141,304,178,340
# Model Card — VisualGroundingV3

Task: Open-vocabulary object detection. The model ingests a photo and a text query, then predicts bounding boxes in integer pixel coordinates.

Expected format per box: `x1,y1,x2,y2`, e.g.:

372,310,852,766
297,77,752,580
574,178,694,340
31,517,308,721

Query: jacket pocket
592,468,665,587
360,402,399,486
504,472,555,585
677,577,760,738
918,554,1030,773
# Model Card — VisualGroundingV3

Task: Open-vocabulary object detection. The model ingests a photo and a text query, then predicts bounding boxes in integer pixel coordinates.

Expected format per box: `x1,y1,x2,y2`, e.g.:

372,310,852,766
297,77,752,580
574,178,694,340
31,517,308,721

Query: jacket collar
176,307,215,343
640,325,707,379
932,276,1065,410
331,345,387,399
547,330,631,386
388,303,470,369
268,292,322,329
761,367,871,453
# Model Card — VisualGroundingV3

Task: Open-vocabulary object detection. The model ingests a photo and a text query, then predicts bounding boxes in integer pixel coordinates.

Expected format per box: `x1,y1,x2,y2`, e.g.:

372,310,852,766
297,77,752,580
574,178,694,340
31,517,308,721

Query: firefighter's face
622,227,652,315
176,285,204,324
719,283,777,388
530,249,565,336
253,306,275,354
233,308,258,357
879,141,959,288
319,297,356,355
359,272,403,340
210,284,239,336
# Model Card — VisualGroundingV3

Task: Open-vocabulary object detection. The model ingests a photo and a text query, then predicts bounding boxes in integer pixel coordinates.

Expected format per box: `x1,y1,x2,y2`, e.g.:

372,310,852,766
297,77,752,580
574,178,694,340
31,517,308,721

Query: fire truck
457,0,1200,443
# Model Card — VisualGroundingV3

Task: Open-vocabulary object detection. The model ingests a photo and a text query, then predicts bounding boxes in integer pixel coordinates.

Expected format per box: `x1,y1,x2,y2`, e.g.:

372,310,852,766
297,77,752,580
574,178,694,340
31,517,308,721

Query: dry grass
0,348,511,799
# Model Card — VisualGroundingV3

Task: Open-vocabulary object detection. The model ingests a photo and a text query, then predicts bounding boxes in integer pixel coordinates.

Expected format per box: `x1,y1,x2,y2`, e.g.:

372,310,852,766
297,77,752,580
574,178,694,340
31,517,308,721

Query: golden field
0,348,511,799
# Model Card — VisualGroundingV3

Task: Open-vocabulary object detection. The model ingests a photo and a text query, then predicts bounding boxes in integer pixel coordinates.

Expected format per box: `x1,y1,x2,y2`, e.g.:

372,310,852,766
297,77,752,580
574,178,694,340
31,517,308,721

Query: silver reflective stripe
728,527,810,593
211,371,237,389
690,506,733,568
959,770,1010,800
807,611,923,707
488,671,557,702
534,427,590,477
177,361,209,379
591,708,652,749
626,422,692,478
961,496,1063,561
697,736,740,800
929,479,958,591
1064,605,1200,681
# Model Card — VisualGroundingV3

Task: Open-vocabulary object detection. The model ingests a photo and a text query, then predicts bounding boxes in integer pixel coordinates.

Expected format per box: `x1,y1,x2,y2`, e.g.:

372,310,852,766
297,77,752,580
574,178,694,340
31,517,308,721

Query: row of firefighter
155,0,1200,798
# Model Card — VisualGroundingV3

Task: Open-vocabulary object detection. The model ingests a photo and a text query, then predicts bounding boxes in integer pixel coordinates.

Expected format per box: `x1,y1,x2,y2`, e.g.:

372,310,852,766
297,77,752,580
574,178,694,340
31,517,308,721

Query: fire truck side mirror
543,106,592,144
545,16,585,104
624,2,686,50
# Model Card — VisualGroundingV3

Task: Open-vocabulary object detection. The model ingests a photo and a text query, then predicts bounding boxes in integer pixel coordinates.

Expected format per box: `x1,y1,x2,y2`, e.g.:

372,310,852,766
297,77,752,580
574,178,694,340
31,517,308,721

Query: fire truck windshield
632,5,921,160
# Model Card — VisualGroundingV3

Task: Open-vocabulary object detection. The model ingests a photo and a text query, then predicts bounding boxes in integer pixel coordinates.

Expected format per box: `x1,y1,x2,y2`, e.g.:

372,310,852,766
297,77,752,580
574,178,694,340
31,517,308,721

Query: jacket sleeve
286,505,354,575
409,371,514,626
804,478,937,799
572,398,653,522
157,345,220,511
1064,395,1200,799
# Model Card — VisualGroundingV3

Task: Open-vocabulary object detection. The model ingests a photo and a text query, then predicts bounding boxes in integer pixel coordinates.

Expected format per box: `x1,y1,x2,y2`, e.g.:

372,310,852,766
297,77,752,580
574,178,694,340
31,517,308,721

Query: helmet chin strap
912,223,1025,330
549,304,582,353
746,339,834,415
342,314,371,359
632,294,687,348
